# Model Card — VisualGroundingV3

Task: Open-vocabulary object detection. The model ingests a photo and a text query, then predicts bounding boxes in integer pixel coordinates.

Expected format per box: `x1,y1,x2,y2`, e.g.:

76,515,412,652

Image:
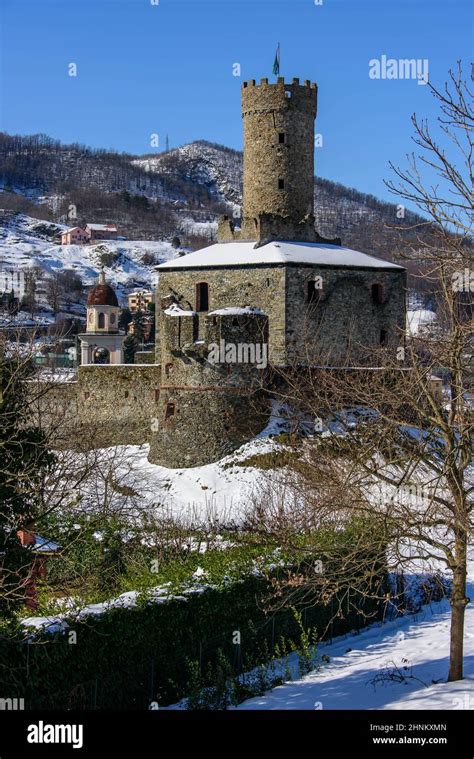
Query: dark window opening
165,362,173,377
231,317,239,326
154,389,160,402
278,178,285,190
93,347,109,364
164,402,176,421
196,282,209,312
98,312,105,328
372,283,384,305
307,280,322,304
124,390,129,399
84,392,90,400
380,329,388,346
278,132,285,144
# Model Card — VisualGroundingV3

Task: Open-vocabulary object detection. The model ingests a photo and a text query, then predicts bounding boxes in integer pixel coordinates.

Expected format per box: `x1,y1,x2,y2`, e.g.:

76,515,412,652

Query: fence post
150,657,155,702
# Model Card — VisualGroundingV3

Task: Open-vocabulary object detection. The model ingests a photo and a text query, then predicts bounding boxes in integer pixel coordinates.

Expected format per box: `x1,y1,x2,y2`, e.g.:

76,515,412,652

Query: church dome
87,270,118,307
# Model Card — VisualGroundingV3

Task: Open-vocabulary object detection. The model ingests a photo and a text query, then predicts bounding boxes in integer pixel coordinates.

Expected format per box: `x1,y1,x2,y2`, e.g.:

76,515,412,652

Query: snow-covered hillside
0,212,180,306
133,141,242,215
0,133,426,258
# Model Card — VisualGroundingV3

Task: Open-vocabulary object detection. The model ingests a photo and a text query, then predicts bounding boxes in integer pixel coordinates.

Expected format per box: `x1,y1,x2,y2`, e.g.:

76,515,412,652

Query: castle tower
148,303,270,468
218,77,330,245
242,77,317,226
78,270,125,365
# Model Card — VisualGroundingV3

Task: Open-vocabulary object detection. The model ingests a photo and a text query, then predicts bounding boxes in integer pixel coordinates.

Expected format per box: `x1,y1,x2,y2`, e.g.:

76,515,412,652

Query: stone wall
151,300,271,467
285,265,407,365
28,380,79,448
148,382,269,468
155,266,286,365
77,364,161,446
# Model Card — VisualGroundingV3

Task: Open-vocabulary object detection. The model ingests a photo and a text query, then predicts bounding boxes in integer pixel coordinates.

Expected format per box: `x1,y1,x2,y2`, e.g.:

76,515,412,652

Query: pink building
60,227,88,245
60,223,118,245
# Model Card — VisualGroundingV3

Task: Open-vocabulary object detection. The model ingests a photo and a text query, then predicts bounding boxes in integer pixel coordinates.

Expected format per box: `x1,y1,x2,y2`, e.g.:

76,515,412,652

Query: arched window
372,283,384,305
196,282,209,312
93,347,110,364
98,312,105,328
164,402,176,427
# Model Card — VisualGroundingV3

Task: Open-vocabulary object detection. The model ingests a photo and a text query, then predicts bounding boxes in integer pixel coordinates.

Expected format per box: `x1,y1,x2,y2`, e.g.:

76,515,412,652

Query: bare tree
247,63,472,682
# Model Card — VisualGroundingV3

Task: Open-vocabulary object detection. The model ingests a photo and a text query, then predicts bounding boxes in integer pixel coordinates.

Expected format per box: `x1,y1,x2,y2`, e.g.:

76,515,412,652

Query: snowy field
235,572,474,710
22,426,473,711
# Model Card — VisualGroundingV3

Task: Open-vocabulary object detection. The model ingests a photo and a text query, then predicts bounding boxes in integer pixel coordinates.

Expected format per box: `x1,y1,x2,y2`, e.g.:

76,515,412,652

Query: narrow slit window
372,283,384,305
196,282,209,312
380,329,388,346
278,132,285,144
278,178,285,190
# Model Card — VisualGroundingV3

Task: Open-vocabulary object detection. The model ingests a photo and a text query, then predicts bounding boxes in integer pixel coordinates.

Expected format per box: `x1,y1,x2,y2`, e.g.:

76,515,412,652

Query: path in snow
236,580,474,710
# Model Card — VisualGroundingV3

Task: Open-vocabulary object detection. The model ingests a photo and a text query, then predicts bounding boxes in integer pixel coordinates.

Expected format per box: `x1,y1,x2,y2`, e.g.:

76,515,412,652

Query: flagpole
273,42,281,78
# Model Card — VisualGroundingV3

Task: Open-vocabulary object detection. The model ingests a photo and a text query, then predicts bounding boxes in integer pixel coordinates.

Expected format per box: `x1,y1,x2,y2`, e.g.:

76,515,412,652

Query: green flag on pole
273,43,280,76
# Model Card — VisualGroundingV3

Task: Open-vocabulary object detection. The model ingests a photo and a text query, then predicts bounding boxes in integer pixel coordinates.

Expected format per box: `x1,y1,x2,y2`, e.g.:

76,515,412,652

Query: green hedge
0,564,386,710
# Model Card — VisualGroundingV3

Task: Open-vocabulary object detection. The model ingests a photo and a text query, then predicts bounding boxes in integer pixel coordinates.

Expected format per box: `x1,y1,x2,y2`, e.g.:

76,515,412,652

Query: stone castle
70,76,406,468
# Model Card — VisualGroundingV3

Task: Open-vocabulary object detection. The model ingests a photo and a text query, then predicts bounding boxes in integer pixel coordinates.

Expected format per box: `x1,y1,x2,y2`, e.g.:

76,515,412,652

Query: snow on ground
407,309,437,336
178,216,217,239
75,403,289,524
234,562,474,711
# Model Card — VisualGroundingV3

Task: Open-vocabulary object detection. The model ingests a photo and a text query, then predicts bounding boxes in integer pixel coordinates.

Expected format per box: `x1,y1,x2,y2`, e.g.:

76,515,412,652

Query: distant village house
60,227,88,245
127,290,153,313
60,223,118,246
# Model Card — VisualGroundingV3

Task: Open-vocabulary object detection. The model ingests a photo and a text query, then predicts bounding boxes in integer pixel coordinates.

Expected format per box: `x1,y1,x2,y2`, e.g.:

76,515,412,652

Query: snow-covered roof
61,227,84,234
157,240,405,271
86,223,117,231
208,306,265,316
164,303,196,317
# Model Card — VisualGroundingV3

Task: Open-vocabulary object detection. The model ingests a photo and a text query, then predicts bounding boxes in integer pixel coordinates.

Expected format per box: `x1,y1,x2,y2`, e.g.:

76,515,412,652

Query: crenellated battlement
242,77,317,90
241,77,317,118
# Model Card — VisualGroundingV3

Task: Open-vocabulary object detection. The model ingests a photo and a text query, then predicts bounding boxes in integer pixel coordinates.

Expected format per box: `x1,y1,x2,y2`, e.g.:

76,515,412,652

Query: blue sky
0,0,472,204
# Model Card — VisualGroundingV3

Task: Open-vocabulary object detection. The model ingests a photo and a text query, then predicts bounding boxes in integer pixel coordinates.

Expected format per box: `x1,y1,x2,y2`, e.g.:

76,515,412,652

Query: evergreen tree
0,348,55,615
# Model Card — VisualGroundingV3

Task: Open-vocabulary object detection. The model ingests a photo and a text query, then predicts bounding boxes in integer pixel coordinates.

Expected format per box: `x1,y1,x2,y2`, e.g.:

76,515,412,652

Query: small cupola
79,269,125,365
86,269,120,334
